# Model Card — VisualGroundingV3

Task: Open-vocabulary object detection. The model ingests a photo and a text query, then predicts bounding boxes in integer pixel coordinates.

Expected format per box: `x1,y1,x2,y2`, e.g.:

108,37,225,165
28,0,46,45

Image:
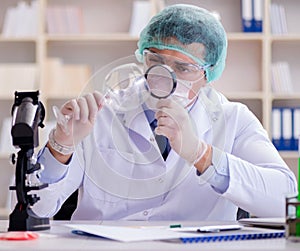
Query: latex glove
155,98,208,164
52,91,104,148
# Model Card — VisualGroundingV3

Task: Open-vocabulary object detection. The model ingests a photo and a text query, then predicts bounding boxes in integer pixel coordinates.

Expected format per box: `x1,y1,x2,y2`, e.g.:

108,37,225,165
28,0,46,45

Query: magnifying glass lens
145,65,176,99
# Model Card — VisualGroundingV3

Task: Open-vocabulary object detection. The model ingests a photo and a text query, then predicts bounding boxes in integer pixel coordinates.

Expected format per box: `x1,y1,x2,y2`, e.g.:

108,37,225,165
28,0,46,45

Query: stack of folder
272,107,300,151
241,0,263,32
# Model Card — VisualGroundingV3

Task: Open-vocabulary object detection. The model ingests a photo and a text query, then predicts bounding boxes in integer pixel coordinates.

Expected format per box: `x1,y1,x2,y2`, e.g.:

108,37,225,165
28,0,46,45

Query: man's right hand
47,91,104,163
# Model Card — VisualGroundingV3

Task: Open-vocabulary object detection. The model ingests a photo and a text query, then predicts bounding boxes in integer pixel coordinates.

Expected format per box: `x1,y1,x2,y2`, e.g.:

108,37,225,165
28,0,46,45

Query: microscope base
8,204,50,231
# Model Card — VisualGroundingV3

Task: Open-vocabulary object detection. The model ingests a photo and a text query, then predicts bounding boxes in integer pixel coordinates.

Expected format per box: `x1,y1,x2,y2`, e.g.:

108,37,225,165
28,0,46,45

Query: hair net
136,4,227,83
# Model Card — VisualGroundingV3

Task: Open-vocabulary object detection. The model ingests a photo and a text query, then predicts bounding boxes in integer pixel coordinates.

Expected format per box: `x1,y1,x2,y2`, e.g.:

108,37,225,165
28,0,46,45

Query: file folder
293,108,300,150
241,0,263,32
253,0,263,32
241,0,253,32
272,107,299,151
282,108,293,150
272,107,282,150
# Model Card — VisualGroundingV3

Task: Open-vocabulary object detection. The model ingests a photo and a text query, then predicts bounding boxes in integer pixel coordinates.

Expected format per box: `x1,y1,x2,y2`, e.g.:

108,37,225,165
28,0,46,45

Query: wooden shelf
227,32,264,41
279,151,298,159
0,0,299,208
222,92,264,100
45,33,139,42
271,93,300,100
0,37,37,42
271,34,300,41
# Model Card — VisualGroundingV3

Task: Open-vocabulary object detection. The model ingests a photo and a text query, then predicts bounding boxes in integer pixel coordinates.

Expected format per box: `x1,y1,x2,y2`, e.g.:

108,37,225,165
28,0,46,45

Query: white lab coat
34,86,297,221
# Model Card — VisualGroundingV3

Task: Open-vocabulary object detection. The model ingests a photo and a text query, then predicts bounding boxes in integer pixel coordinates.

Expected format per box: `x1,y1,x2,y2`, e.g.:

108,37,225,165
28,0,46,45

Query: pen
169,224,181,228
169,224,242,233
197,224,242,233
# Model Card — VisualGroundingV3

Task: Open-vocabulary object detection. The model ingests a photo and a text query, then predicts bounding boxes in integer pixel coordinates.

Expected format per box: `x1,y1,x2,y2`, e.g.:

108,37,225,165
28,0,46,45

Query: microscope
8,91,50,231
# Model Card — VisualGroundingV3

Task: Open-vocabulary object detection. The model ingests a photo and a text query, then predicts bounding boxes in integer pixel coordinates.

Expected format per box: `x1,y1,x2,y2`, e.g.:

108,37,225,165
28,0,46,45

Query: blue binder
241,0,263,32
253,0,263,32
272,107,299,151
241,0,253,32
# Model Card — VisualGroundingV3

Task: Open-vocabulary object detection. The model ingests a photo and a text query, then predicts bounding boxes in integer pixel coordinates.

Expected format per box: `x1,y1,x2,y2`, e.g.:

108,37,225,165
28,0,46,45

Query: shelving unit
0,0,299,218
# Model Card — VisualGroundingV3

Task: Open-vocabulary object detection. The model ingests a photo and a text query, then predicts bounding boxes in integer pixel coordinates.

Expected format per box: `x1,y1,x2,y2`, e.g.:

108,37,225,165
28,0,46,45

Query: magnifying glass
104,64,177,110
144,64,177,99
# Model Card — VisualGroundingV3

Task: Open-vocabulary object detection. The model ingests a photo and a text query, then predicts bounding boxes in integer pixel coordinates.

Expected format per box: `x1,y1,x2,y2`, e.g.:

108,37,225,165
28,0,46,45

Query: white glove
155,98,208,164
51,91,104,152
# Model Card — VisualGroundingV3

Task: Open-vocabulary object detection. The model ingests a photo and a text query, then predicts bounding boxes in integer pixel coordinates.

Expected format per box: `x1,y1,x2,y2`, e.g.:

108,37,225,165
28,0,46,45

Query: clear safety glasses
143,49,209,82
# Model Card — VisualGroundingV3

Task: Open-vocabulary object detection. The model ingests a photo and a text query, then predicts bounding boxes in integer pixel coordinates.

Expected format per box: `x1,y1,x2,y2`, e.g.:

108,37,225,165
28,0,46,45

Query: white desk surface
0,220,300,251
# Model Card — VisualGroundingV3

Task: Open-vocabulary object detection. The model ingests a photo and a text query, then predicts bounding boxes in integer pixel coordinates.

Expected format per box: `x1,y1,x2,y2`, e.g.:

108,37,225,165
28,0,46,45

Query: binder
253,0,263,32
241,0,263,32
293,108,300,150
282,108,293,150
270,3,288,34
241,0,253,32
129,0,152,36
272,107,300,151
272,107,282,150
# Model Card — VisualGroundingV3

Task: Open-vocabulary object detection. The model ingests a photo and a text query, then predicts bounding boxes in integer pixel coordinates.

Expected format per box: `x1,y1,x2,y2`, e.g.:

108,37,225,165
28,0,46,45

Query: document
66,224,199,242
66,223,285,243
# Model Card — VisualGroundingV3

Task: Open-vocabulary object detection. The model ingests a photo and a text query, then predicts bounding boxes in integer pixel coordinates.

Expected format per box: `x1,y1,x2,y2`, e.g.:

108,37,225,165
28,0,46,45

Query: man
34,4,297,221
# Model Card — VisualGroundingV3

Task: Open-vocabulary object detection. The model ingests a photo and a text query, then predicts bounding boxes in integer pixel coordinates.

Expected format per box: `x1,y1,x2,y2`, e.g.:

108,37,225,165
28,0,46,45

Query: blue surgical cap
136,4,228,83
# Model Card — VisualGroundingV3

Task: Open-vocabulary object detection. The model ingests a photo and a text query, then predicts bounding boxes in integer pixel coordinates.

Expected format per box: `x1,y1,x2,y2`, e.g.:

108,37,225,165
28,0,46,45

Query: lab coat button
150,137,155,142
158,178,164,183
143,210,148,216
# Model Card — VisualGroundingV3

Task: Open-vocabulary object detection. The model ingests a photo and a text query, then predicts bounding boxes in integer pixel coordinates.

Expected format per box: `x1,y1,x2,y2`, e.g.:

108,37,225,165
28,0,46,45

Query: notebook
66,224,285,243
177,227,284,243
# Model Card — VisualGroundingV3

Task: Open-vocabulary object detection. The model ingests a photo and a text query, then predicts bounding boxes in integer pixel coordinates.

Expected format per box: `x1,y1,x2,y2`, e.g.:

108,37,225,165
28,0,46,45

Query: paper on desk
238,217,285,228
66,224,200,242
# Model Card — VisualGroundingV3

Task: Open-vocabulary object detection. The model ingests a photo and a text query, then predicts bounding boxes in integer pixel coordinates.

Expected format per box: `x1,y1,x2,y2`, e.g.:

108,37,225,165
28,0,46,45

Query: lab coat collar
189,86,223,137
116,105,153,141
115,105,169,165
